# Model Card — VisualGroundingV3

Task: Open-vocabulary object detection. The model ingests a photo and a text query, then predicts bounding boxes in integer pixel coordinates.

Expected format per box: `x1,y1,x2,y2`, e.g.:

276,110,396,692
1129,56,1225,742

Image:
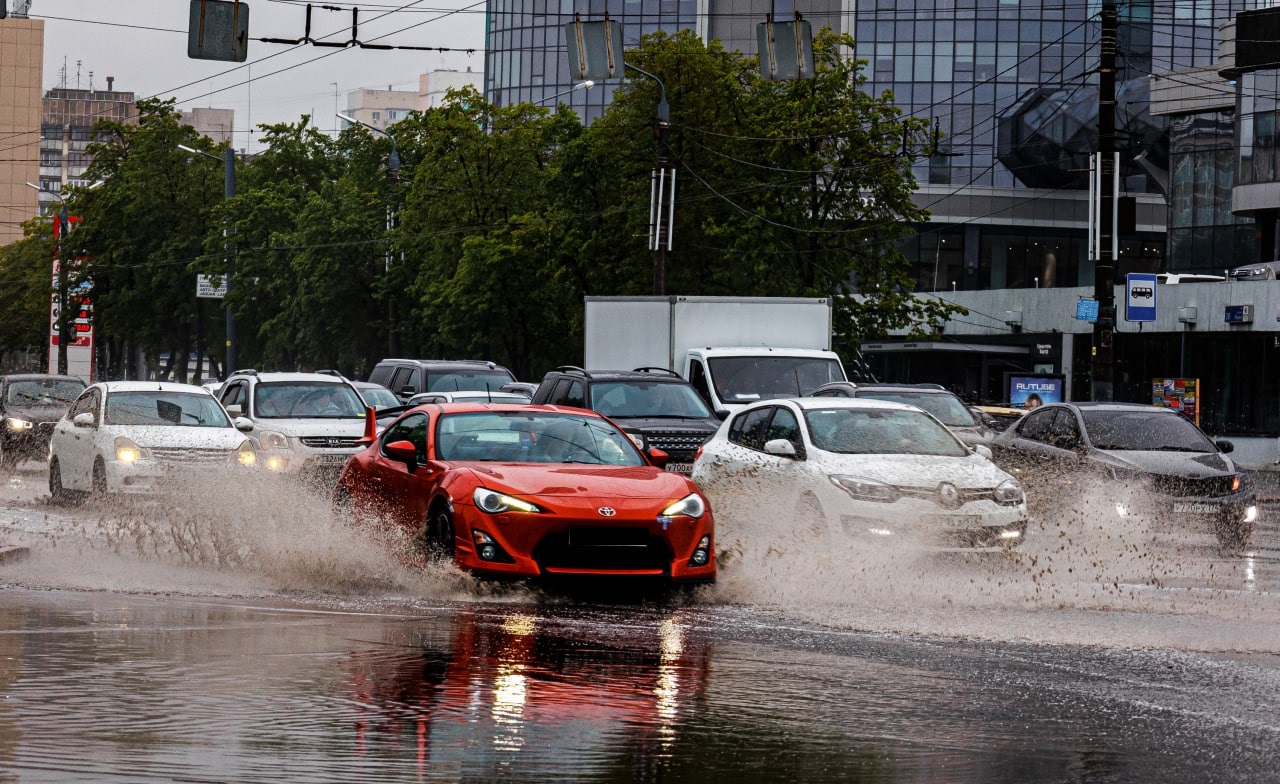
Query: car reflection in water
343,606,711,778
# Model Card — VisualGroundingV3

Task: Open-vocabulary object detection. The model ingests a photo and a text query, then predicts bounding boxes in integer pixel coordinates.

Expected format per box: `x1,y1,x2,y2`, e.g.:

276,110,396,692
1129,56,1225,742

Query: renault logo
597,507,617,517
937,482,962,510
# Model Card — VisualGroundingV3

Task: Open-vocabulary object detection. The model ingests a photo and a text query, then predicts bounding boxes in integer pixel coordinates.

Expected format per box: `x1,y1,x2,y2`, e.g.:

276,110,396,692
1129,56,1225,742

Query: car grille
533,528,672,573
299,436,361,449
1150,474,1236,498
150,447,234,465
897,486,1002,507
643,430,714,463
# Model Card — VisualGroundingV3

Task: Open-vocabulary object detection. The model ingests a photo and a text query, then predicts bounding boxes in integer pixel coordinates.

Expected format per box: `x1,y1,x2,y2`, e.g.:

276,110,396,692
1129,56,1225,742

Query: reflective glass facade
486,0,699,125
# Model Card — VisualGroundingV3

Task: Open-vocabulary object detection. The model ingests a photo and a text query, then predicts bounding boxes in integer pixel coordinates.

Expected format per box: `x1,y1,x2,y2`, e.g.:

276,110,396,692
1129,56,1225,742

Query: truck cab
685,347,847,414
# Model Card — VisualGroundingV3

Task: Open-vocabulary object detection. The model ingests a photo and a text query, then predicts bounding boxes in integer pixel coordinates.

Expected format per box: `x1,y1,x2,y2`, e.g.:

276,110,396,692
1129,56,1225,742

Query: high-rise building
38,82,138,216
0,12,44,245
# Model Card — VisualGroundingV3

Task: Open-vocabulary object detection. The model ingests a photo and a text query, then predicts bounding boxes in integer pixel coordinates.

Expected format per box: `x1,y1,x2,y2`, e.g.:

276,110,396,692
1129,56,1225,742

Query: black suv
530,367,721,474
0,374,86,469
369,359,518,403
810,381,992,447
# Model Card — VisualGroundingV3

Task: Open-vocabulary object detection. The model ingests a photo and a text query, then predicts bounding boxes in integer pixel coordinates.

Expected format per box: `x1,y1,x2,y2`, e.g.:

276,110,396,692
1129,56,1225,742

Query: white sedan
691,397,1028,551
49,381,257,500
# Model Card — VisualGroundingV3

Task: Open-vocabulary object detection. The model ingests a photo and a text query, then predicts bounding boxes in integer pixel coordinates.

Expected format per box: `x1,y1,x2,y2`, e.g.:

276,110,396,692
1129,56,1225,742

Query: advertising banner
1152,378,1199,426
1007,374,1065,410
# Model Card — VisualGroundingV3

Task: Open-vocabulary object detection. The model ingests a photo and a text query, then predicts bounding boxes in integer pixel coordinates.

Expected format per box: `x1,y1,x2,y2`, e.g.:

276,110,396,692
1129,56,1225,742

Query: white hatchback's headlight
473,487,542,514
236,440,257,466
661,493,705,519
113,436,149,463
994,479,1024,505
257,430,290,451
830,475,898,503
5,417,33,431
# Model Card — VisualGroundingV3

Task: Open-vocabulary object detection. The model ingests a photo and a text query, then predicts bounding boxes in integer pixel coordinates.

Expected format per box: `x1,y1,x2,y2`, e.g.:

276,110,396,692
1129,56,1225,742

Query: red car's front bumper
453,498,716,583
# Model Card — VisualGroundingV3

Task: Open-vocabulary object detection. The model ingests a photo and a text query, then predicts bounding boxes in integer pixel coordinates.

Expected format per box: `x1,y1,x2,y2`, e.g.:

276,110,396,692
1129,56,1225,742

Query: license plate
315,454,350,464
1173,501,1218,514
665,463,694,474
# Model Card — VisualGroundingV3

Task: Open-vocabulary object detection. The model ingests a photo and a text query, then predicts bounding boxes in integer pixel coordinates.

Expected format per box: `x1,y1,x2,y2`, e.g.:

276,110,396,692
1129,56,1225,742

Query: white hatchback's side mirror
72,412,94,427
764,438,797,457
973,444,993,460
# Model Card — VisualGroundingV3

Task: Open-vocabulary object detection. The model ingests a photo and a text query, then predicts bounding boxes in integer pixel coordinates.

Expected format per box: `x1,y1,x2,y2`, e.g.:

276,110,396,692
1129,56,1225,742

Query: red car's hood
462,463,693,499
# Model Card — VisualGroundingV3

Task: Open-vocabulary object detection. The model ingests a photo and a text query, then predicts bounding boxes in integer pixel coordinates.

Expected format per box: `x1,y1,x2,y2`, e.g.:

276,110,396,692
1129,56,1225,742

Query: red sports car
334,403,716,583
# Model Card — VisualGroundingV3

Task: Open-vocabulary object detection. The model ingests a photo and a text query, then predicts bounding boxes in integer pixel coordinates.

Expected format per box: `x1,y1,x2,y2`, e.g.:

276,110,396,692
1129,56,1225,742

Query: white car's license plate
1173,501,1218,514
665,463,694,474
316,454,351,464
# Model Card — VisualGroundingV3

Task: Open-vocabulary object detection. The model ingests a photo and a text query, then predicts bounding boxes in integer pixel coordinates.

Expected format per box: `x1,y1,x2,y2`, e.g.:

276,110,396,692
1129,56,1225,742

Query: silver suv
218,370,368,485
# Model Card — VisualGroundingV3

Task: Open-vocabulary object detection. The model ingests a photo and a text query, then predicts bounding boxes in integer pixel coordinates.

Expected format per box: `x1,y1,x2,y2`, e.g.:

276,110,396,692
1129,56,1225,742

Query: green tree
0,220,56,370
71,98,225,381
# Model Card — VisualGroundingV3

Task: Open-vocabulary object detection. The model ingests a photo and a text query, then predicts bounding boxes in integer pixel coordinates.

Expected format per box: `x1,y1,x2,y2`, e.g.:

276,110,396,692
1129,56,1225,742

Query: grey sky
34,0,487,151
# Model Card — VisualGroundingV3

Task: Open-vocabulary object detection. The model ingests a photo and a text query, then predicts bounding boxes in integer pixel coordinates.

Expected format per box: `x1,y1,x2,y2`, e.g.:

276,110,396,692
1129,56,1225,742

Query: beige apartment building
37,81,138,216
0,14,44,245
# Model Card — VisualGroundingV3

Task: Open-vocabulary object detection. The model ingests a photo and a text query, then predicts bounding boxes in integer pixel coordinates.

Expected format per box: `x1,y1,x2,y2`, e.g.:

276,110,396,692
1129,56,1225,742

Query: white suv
218,370,368,485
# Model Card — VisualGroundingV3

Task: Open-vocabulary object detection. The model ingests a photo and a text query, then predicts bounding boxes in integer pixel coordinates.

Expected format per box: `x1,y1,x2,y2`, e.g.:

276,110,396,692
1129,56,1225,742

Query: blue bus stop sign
1125,272,1157,322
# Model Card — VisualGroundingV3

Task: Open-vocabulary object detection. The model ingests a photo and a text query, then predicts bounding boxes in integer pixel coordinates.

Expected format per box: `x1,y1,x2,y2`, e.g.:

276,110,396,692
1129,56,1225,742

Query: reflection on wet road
0,589,1278,783
0,466,1277,781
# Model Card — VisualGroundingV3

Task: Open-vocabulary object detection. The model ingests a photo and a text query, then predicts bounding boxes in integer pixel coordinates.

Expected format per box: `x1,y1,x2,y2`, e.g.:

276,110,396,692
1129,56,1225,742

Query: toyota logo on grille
937,482,962,510
597,507,617,517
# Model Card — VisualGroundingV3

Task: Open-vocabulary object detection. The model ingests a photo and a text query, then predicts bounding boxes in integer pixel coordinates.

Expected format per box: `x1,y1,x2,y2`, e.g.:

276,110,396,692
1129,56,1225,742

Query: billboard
1152,378,1199,427
1007,374,1065,409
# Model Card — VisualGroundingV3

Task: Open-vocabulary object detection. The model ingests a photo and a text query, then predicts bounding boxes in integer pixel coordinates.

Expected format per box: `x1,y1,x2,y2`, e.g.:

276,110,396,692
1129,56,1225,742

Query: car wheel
794,491,829,540
48,457,76,505
91,458,108,496
421,506,456,562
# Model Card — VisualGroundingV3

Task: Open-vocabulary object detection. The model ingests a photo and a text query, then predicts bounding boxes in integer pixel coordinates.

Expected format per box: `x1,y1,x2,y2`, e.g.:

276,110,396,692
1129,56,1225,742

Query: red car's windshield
436,411,646,466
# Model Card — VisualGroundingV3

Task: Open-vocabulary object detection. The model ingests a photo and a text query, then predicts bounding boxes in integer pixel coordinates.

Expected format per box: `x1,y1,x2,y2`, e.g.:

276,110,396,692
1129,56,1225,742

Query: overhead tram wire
0,0,483,156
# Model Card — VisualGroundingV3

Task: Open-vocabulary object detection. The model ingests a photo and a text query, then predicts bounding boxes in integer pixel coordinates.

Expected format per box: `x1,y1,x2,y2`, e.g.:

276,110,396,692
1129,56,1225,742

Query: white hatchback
49,381,257,500
691,398,1029,551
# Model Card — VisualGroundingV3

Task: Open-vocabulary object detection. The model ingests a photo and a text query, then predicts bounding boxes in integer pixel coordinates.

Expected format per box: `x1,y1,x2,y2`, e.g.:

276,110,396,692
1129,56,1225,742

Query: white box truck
583,295,847,413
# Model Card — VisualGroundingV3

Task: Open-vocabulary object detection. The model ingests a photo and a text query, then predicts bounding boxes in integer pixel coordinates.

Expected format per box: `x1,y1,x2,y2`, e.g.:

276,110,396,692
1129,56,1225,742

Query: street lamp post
337,113,400,354
178,143,237,377
623,63,673,296
534,80,594,106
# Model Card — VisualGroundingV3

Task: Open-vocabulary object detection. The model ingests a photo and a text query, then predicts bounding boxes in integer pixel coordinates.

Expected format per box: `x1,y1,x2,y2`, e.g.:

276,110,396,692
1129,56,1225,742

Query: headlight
830,475,898,503
257,430,290,451
113,436,149,463
661,493,705,519
994,479,1024,505
237,440,257,466
473,487,542,514
625,431,647,450
4,417,33,431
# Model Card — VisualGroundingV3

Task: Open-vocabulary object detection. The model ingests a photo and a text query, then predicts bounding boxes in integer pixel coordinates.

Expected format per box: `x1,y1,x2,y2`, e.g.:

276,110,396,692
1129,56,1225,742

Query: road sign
1075,298,1099,322
1125,272,1157,322
197,274,228,299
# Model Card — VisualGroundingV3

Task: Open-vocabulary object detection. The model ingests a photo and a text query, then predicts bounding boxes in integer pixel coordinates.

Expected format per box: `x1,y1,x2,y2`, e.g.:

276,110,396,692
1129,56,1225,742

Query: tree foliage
0,34,959,382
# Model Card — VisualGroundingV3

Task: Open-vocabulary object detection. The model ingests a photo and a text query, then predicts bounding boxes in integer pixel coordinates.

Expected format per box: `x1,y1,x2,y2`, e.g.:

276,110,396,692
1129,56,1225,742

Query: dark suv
0,374,86,469
369,359,517,403
531,367,721,474
810,381,992,447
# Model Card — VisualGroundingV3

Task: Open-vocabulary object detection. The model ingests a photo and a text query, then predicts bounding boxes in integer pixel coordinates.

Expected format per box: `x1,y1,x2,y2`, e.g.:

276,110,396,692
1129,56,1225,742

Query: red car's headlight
473,487,543,514
660,493,706,519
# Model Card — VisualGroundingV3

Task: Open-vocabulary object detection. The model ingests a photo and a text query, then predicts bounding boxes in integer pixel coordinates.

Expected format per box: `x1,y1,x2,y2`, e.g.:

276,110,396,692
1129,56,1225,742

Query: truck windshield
709,357,845,402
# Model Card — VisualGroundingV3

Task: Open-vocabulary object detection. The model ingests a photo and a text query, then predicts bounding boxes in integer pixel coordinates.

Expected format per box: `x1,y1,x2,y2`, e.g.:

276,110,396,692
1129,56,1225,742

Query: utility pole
1091,3,1118,402
224,146,237,375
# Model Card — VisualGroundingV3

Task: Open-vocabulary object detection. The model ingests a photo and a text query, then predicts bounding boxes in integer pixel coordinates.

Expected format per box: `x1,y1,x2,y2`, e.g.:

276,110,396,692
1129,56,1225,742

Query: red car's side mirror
385,440,418,467
647,446,669,468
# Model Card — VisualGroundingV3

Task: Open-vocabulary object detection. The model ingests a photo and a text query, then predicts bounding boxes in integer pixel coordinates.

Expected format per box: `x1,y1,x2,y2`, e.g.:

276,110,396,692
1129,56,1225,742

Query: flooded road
0,465,1278,782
